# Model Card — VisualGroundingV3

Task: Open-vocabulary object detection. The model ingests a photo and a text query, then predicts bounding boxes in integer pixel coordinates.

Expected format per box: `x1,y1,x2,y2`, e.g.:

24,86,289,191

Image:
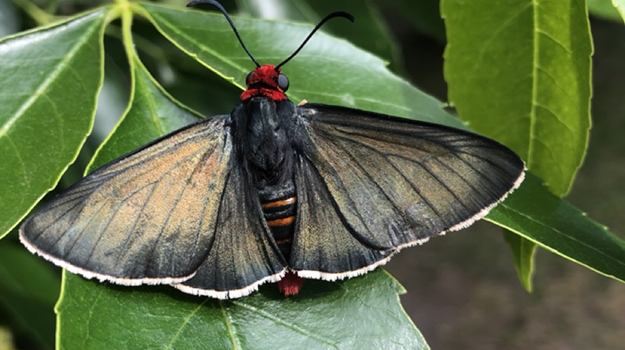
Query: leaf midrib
493,203,625,272
164,298,210,350
231,300,339,348
220,300,243,350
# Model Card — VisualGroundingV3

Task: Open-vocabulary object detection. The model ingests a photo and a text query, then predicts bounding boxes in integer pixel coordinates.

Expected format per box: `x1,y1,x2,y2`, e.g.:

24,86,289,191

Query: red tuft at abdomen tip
278,272,305,296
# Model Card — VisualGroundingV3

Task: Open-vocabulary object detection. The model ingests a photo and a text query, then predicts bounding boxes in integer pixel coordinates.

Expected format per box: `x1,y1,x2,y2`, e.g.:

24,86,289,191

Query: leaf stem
105,24,168,63
117,0,138,63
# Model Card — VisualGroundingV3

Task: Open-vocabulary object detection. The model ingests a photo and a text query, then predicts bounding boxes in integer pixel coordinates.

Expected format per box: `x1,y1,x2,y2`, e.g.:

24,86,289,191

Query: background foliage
1,0,624,349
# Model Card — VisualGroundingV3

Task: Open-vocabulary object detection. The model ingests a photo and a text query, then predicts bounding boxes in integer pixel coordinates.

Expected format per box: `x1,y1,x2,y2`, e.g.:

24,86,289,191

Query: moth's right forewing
297,103,525,255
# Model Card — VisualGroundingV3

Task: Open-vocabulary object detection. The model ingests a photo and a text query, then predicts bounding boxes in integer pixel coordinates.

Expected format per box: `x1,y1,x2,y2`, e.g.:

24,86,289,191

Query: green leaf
57,53,427,349
59,270,427,350
442,0,592,196
487,173,625,284
502,230,536,292
0,9,109,239
502,229,537,291
238,0,401,66
441,0,593,289
0,239,60,349
613,0,625,21
588,0,624,22
137,3,459,127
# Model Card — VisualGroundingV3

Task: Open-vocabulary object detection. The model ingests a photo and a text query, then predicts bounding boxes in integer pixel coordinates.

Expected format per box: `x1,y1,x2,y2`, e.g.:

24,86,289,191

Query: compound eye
277,73,289,92
245,72,254,85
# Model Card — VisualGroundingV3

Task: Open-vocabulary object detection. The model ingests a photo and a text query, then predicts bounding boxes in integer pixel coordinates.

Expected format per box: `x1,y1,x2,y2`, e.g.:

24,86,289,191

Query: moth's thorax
241,65,287,102
233,97,296,186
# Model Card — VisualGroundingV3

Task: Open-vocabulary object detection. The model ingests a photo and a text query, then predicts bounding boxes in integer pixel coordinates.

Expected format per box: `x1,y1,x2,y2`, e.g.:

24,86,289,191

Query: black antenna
187,0,261,68
276,12,354,70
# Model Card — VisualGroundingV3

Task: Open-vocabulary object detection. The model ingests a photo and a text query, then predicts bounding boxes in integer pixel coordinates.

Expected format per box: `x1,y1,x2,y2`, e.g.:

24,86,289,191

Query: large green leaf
0,239,60,349
56,48,427,349
0,9,109,239
59,270,426,350
441,0,593,289
442,0,592,196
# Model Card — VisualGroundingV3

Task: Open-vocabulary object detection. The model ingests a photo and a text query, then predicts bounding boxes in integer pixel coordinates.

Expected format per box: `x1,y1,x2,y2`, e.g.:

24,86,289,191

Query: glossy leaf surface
442,0,592,196
0,10,108,238
59,270,427,350
442,0,593,289
487,173,625,284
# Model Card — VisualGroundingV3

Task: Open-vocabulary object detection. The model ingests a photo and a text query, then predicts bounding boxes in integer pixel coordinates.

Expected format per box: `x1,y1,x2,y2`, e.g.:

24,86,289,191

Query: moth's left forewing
19,116,235,285
293,104,524,275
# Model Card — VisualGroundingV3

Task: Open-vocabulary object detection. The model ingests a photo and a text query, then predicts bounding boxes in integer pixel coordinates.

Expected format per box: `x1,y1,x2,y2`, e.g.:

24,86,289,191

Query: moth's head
240,64,289,102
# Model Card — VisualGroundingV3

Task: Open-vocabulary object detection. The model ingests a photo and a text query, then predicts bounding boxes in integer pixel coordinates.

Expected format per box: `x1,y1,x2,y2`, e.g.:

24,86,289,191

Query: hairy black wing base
291,103,524,278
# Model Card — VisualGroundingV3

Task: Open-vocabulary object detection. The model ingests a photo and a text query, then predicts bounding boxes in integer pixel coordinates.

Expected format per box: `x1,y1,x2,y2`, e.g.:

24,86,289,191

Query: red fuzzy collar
241,65,287,102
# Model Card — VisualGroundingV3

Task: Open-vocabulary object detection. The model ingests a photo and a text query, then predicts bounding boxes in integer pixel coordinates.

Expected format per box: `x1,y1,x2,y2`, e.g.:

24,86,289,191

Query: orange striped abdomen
259,185,297,259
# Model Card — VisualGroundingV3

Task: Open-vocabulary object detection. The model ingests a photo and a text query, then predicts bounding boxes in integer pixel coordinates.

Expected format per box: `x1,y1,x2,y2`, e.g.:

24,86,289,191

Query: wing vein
53,201,107,259
143,144,218,274
326,131,447,226
33,200,84,241
184,143,226,271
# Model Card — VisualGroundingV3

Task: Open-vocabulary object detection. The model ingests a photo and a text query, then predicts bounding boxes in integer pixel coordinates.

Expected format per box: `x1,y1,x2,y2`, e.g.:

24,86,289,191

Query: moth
20,0,525,299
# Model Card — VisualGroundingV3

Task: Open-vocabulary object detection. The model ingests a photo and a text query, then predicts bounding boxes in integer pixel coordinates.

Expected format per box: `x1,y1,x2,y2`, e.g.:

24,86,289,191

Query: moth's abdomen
259,184,297,259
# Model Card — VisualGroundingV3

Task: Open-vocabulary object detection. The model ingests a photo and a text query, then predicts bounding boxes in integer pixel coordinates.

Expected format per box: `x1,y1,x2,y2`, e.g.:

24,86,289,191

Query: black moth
19,0,525,299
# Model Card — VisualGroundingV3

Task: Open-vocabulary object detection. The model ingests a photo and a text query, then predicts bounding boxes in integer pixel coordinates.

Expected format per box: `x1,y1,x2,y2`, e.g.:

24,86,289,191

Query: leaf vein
0,17,100,139
231,300,339,348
